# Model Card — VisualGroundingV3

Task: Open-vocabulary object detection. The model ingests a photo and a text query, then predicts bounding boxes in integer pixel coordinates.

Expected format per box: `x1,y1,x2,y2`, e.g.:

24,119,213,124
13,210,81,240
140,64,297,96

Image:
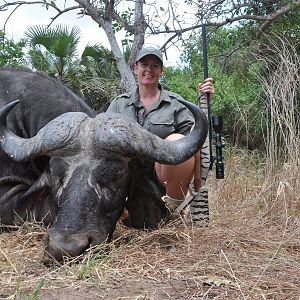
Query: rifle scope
212,116,224,179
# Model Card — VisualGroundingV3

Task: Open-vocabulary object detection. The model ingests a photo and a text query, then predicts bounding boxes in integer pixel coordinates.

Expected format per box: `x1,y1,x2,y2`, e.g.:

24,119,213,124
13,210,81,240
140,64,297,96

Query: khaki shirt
107,86,194,139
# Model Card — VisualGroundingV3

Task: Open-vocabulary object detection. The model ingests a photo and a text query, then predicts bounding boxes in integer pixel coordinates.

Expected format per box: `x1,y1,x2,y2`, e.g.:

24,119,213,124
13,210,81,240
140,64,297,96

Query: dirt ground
1,159,300,300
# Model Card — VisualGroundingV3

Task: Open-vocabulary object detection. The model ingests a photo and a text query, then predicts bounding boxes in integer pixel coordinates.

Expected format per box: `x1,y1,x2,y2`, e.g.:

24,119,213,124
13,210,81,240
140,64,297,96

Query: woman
107,47,214,215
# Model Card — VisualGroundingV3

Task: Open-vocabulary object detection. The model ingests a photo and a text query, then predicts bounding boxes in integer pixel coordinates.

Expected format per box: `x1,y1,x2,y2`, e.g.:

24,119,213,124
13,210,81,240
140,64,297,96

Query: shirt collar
126,84,172,107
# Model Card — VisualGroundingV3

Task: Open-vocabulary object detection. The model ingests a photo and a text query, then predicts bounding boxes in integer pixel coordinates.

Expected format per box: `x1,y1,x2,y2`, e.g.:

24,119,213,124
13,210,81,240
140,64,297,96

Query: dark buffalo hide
0,68,208,261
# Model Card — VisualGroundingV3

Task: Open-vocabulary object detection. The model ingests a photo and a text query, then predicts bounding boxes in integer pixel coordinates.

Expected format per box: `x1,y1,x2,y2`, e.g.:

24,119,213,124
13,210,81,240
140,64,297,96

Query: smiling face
134,55,163,87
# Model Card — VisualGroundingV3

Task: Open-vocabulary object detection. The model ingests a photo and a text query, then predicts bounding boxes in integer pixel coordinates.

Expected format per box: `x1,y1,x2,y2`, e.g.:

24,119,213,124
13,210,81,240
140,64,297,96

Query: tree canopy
1,0,299,90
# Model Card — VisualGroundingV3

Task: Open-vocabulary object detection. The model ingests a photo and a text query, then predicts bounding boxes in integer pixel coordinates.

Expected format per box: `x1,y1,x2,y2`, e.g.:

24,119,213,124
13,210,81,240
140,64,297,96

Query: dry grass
0,151,299,300
1,35,299,300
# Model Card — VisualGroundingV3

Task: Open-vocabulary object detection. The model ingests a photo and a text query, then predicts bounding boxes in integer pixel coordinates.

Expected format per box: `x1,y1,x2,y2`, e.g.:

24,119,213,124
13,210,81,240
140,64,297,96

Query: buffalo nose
44,230,90,262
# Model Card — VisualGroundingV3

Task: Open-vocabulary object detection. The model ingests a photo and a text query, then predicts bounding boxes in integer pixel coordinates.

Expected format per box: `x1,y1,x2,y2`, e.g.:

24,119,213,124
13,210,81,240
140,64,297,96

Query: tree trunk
128,0,146,69
101,19,136,91
74,0,137,92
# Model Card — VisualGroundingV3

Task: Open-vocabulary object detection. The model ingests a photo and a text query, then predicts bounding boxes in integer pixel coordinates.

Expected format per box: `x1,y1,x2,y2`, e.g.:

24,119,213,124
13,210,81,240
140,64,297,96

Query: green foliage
30,278,45,300
161,67,198,104
112,8,134,33
0,31,26,67
235,1,300,53
166,26,266,149
81,44,119,80
243,0,291,15
24,24,120,112
175,14,300,150
263,7,300,50
111,6,134,60
75,246,113,283
75,43,121,112
42,0,57,10
25,24,81,80
14,277,45,300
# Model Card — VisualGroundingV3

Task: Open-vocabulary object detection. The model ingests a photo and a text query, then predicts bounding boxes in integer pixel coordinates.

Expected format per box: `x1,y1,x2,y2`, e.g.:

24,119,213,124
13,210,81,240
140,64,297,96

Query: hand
198,78,215,98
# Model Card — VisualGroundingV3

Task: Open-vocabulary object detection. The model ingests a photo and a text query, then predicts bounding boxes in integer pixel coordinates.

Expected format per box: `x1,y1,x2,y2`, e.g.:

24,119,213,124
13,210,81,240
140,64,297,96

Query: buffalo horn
0,100,88,161
94,99,208,165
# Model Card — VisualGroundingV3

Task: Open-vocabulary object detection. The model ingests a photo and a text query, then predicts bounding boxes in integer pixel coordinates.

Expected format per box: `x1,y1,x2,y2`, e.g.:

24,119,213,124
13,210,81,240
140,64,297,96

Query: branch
1,1,82,30
127,0,146,68
0,1,60,12
156,0,300,51
74,0,104,26
3,4,20,33
48,6,82,27
111,11,135,33
258,0,300,34
104,0,114,20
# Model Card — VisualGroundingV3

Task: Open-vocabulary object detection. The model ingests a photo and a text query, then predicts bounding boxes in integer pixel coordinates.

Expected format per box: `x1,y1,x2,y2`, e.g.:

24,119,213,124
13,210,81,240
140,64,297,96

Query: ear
21,169,51,199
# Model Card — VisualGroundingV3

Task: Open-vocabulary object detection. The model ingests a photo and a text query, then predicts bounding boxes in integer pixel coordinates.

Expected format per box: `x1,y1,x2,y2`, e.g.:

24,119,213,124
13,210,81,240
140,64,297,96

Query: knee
165,133,185,141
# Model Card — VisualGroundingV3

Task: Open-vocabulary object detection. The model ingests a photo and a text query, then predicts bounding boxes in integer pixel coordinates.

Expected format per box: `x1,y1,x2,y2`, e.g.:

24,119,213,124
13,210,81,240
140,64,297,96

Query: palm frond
25,25,58,50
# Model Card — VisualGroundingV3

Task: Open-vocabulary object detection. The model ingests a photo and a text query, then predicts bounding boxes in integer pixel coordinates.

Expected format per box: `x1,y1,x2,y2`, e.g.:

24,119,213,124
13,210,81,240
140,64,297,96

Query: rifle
187,24,224,224
201,24,224,180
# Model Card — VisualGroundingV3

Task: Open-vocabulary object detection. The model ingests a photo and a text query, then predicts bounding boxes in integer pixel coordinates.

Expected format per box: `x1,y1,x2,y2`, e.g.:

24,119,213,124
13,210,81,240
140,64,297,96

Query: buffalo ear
125,159,168,229
125,179,168,229
21,169,51,199
14,169,56,225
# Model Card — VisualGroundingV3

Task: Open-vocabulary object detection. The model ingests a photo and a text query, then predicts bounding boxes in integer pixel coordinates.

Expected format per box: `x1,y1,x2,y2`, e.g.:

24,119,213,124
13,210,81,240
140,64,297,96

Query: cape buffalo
0,68,208,261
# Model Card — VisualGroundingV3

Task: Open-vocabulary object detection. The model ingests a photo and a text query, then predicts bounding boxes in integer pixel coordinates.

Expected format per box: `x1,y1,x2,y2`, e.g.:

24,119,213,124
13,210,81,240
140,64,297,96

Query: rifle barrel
201,23,213,170
202,24,209,80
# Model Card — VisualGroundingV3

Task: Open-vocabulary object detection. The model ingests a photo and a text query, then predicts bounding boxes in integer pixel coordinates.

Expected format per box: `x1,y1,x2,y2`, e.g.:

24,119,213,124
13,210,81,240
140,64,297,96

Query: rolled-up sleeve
175,104,194,136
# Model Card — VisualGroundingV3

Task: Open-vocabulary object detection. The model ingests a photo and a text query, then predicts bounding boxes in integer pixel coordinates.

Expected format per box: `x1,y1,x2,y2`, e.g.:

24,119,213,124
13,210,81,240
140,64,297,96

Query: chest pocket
144,114,175,139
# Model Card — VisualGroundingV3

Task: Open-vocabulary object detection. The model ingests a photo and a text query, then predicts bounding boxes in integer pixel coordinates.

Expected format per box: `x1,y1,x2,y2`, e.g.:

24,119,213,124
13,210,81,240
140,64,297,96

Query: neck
140,83,159,95
140,83,160,100
138,84,160,112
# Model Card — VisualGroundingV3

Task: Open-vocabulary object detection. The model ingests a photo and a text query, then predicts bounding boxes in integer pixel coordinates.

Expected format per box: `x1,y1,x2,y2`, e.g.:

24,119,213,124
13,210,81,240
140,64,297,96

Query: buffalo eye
49,158,68,186
93,159,128,186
